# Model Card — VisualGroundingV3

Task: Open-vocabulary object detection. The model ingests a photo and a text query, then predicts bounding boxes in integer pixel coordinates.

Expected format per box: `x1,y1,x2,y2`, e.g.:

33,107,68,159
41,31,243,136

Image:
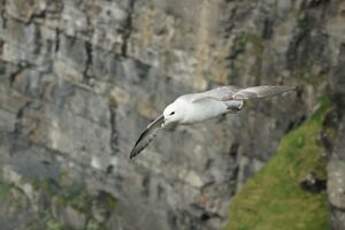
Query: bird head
163,101,183,126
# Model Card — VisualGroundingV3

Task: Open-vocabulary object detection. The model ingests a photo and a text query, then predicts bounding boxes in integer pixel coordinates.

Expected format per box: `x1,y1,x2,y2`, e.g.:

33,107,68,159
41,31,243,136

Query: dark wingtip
129,148,143,160
129,151,137,160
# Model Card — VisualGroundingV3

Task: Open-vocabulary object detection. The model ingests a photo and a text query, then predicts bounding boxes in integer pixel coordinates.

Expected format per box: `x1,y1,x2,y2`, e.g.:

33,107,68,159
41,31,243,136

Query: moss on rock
0,181,12,200
3,171,118,230
226,97,331,230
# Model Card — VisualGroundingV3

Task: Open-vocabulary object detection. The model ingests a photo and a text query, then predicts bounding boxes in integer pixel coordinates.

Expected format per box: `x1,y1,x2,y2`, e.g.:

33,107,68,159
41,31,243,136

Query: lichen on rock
0,0,345,229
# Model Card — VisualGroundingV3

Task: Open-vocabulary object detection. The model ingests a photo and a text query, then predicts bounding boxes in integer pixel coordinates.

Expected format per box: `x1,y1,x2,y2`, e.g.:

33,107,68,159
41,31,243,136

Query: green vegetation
226,98,331,230
0,172,117,229
46,219,65,230
55,182,93,213
86,219,107,230
0,181,12,200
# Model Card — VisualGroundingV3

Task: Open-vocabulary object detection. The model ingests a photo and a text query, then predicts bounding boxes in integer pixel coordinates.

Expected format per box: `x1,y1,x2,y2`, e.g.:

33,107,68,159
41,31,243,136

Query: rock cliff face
0,0,344,229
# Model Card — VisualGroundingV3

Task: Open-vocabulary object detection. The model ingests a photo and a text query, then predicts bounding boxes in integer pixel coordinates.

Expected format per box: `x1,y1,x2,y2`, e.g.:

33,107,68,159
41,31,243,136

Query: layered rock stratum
0,0,344,229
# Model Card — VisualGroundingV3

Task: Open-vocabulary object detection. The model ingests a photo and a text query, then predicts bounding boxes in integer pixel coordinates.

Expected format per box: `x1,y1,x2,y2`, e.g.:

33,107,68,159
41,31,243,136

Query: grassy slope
226,98,330,230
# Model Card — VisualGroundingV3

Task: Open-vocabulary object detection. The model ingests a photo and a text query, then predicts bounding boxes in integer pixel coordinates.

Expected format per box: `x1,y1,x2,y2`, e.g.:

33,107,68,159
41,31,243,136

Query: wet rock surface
0,0,344,229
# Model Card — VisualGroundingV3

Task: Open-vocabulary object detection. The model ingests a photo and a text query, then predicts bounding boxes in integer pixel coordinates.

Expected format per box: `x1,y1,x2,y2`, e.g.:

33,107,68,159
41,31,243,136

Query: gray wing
130,114,164,159
191,85,295,102
191,86,240,102
232,85,296,100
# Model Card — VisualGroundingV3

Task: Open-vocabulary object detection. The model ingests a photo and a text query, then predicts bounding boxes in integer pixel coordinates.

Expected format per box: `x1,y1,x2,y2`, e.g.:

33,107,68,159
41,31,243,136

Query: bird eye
169,111,175,116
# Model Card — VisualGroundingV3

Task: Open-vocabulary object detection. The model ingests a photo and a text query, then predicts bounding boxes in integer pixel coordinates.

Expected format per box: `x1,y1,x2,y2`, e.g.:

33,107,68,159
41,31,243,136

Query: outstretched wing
191,85,295,102
130,114,164,159
191,86,240,102
232,85,296,100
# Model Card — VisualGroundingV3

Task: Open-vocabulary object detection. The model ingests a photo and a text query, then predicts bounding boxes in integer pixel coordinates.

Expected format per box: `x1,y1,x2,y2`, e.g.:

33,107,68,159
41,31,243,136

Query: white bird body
169,95,242,125
130,85,295,159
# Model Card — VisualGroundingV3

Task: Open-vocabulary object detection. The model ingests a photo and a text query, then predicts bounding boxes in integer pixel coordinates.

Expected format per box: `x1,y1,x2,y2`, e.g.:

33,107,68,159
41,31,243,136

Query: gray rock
0,0,345,229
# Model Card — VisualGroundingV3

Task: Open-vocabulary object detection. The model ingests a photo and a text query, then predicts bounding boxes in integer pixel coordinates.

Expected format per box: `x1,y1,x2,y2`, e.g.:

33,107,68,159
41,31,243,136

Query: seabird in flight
130,85,295,159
